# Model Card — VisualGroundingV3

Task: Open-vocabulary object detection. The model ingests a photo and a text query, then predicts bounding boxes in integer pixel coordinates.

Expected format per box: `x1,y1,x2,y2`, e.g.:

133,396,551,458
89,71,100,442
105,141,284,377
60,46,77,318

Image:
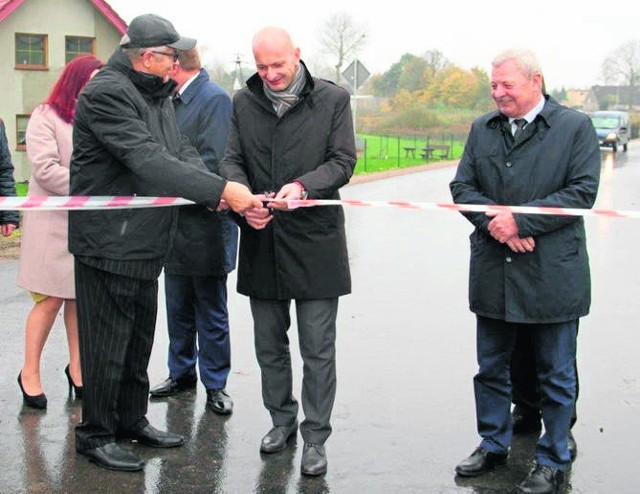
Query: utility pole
232,53,245,93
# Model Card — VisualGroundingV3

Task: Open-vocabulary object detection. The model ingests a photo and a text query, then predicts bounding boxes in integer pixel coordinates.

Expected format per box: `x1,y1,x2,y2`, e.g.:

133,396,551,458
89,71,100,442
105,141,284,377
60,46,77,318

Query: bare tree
318,12,367,84
422,49,449,79
602,40,640,86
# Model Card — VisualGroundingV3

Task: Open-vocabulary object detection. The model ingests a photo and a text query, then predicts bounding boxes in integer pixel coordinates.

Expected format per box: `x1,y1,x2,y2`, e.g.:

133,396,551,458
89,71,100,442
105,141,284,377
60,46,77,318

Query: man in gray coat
450,49,600,494
219,27,356,477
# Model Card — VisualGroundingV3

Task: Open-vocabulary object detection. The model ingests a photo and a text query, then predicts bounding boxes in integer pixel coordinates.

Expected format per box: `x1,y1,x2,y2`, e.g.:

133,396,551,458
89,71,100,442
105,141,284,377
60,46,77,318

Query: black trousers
74,260,158,451
511,326,579,427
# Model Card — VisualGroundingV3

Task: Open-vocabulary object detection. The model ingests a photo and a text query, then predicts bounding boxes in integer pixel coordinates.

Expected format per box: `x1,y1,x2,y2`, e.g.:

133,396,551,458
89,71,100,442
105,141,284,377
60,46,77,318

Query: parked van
590,111,630,153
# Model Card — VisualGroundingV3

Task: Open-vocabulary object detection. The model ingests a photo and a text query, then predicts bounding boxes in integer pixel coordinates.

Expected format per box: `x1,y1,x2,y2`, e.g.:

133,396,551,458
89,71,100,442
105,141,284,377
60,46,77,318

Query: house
564,89,589,110
0,0,126,181
583,85,640,113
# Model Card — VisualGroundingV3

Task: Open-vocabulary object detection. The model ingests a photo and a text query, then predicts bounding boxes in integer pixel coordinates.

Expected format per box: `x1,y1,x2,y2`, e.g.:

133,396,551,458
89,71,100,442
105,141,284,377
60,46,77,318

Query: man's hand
506,236,536,253
1,223,17,237
220,182,262,213
486,210,519,243
267,182,305,211
244,207,273,230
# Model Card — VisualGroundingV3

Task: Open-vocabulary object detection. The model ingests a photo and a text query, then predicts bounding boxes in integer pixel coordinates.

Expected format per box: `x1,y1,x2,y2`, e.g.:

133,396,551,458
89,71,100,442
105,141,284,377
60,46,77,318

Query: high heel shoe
17,372,47,409
64,365,83,399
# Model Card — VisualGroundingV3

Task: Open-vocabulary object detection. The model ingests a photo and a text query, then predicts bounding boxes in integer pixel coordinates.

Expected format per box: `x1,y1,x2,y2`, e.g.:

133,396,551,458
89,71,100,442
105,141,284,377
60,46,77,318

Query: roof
0,0,126,34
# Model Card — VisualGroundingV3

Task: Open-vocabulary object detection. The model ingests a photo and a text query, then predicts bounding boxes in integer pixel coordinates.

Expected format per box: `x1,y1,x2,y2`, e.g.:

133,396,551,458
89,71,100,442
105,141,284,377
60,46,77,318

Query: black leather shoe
512,407,542,434
206,388,233,415
301,443,327,476
517,463,564,493
149,375,197,398
17,372,47,409
118,423,184,448
260,421,298,453
455,447,508,477
568,431,577,461
77,442,144,471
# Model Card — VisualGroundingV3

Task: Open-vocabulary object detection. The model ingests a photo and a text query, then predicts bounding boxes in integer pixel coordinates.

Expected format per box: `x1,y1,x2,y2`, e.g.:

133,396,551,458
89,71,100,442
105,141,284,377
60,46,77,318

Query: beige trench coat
17,105,74,299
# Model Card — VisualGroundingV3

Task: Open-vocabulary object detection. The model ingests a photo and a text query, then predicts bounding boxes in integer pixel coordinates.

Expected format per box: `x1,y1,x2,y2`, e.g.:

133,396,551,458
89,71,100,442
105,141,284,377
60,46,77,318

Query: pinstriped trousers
74,260,158,451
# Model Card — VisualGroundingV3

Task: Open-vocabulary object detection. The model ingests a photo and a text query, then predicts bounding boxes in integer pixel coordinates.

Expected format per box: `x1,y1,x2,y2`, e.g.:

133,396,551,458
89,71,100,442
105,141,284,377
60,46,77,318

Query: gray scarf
263,63,306,117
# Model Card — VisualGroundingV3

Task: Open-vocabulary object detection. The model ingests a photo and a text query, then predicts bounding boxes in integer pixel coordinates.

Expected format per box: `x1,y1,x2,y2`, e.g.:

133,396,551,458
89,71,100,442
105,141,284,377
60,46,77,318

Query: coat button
506,162,512,168
506,256,512,263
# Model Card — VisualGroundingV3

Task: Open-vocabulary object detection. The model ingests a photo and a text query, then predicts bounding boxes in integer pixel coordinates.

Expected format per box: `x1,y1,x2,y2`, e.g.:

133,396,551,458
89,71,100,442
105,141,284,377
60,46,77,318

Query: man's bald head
252,27,300,92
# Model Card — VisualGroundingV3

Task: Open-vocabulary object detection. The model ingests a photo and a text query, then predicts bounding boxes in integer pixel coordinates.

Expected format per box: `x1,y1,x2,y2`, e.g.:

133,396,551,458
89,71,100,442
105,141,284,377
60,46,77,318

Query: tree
318,12,367,84
422,49,449,80
601,40,640,108
397,55,429,93
370,53,414,97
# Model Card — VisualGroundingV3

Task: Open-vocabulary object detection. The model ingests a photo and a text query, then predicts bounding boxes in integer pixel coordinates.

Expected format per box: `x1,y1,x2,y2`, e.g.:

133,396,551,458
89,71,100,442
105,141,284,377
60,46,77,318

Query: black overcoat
220,63,356,300
450,96,601,323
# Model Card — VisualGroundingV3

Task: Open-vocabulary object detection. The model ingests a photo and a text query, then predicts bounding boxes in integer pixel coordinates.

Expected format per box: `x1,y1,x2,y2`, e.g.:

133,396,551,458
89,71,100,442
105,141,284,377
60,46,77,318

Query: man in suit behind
150,46,239,416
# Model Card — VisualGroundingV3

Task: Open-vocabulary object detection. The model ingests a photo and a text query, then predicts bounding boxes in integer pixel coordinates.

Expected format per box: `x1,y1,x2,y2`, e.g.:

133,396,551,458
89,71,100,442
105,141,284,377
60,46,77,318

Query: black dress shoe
260,421,298,453
206,388,233,415
568,431,577,461
455,447,508,477
517,463,564,493
149,375,197,398
17,372,47,409
512,407,542,434
118,423,184,448
301,443,327,476
77,442,144,471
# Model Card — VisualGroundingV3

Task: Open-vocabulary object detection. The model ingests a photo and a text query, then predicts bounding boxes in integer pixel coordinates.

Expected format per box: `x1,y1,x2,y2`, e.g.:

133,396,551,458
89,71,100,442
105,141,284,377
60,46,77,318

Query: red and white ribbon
284,199,639,219
1,195,638,219
0,196,194,211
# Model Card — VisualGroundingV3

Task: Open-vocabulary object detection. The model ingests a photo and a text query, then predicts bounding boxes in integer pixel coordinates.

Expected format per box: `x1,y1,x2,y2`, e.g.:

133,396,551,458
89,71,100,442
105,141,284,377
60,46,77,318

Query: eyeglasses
149,50,179,62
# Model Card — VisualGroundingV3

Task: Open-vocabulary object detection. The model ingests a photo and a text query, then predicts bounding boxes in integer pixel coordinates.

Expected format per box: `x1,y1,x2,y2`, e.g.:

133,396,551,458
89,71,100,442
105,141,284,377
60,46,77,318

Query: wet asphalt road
1,146,639,493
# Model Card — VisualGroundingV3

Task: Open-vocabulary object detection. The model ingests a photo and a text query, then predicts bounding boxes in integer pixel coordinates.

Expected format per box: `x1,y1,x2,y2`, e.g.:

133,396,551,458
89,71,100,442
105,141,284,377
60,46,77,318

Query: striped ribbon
0,196,638,219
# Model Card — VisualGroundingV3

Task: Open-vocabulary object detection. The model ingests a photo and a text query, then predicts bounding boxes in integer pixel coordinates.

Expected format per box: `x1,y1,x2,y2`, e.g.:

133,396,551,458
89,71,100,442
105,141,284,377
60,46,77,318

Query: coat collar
486,95,558,131
178,68,209,105
108,48,177,99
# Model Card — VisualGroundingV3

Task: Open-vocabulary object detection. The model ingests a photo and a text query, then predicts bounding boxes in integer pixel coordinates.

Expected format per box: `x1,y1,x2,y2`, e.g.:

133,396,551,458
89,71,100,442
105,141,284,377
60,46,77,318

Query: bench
421,145,449,160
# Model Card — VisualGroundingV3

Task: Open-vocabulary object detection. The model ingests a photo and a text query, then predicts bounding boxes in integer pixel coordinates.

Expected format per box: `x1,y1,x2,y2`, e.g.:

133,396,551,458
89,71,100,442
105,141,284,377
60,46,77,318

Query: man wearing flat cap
69,13,261,472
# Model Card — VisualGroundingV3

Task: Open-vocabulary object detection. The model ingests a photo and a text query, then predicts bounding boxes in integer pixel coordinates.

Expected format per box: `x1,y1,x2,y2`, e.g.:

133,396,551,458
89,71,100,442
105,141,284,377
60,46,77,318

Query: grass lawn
355,134,463,174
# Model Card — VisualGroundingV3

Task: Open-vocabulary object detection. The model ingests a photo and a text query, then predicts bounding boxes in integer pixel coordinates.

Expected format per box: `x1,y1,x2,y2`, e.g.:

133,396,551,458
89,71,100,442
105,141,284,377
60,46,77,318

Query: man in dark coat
0,119,19,236
219,27,356,477
69,14,260,472
450,49,600,493
149,46,238,415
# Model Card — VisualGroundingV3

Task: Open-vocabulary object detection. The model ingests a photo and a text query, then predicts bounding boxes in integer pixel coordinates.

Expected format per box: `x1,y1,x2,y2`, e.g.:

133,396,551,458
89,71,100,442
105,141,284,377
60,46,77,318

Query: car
590,111,630,153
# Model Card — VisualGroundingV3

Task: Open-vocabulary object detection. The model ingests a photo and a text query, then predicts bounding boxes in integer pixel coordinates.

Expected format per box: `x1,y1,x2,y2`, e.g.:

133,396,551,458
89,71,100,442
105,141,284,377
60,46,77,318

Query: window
16,115,30,151
15,33,48,70
65,36,95,63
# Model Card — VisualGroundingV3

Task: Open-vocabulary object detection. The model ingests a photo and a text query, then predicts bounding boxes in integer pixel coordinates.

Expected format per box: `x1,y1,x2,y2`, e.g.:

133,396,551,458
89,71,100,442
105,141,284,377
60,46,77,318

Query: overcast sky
106,0,638,90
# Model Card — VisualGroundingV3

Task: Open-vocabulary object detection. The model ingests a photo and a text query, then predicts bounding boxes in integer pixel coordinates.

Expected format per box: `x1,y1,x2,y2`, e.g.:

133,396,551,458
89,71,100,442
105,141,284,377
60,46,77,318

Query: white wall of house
1,0,121,181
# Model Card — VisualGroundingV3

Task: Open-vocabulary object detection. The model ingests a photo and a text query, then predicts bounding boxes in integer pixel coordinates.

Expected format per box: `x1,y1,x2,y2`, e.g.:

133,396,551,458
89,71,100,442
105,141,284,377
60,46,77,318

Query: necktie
513,118,527,141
